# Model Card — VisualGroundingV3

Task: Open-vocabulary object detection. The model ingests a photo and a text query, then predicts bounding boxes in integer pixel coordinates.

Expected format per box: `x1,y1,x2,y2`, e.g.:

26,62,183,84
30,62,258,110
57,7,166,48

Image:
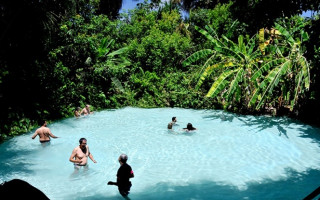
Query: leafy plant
249,22,310,111
183,25,261,107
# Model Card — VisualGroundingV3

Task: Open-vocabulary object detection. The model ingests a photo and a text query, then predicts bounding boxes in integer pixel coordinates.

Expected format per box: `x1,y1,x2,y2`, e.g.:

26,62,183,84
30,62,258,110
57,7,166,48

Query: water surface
1,107,320,199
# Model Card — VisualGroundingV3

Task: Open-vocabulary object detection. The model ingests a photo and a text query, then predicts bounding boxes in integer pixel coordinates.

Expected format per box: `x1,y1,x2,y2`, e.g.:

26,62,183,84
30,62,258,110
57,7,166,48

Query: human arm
48,129,58,138
31,131,38,139
80,108,87,115
87,147,97,163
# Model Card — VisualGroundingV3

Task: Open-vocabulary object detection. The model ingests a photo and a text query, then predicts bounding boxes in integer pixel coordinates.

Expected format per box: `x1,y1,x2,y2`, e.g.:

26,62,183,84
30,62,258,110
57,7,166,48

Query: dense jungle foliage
1,0,320,141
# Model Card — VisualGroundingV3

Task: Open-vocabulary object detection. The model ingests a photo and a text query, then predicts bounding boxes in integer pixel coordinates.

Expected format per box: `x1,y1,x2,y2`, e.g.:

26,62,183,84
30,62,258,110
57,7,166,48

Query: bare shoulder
74,146,80,151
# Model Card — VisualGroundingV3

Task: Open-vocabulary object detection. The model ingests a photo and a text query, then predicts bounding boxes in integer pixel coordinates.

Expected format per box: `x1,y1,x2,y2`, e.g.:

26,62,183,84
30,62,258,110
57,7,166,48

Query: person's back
32,121,58,143
167,122,173,129
80,104,92,115
36,126,50,140
117,163,133,186
108,154,134,197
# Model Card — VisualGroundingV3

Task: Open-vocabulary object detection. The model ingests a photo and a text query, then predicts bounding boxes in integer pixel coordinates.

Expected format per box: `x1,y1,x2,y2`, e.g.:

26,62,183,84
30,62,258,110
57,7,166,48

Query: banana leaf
206,70,235,98
226,68,243,101
291,71,303,111
182,49,214,67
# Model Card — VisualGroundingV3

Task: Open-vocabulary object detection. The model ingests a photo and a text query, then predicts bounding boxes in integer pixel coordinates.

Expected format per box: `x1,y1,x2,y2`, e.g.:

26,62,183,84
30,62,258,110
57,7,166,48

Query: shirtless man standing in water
80,104,93,116
31,120,59,143
69,138,97,167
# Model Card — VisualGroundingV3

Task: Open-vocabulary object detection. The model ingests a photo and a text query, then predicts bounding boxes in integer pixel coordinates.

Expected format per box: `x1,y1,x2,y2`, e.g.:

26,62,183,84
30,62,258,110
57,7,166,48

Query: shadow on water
75,169,320,200
0,141,36,176
202,109,320,140
236,115,320,141
202,110,292,137
237,116,291,138
202,110,237,123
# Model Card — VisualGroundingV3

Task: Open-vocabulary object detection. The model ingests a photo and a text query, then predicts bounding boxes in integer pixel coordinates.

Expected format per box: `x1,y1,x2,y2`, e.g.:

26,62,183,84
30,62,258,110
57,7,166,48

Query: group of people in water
74,104,93,117
167,116,197,131
31,110,196,198
32,120,134,197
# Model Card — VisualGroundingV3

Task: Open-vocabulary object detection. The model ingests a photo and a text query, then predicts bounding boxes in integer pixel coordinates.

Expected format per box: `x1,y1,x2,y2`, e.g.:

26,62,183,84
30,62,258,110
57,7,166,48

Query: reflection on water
0,107,320,200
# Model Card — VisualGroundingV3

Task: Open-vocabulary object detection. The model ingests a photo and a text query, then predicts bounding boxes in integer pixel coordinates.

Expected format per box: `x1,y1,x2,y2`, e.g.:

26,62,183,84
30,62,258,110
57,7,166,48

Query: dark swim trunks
118,181,132,196
40,140,50,143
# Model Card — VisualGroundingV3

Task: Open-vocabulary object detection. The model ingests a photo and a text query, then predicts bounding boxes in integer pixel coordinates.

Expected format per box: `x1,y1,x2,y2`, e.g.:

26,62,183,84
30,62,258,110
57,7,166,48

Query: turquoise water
1,107,320,200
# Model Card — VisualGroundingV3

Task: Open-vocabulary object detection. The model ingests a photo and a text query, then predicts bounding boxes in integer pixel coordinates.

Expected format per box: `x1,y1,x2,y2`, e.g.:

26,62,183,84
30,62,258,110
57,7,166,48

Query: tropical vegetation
1,0,320,141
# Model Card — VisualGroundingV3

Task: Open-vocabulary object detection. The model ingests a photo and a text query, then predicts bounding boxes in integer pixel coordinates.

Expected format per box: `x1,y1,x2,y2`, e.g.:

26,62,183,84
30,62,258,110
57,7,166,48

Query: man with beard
69,138,97,169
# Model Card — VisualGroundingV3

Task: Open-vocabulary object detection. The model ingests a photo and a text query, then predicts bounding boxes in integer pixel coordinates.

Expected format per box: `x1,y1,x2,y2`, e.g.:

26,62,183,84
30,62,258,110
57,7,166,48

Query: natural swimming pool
0,107,320,200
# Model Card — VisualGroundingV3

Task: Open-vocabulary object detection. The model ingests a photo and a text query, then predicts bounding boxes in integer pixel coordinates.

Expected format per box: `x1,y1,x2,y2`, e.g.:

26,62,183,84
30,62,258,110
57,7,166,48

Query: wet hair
39,120,46,126
172,117,176,121
119,154,128,163
187,123,196,130
79,138,87,144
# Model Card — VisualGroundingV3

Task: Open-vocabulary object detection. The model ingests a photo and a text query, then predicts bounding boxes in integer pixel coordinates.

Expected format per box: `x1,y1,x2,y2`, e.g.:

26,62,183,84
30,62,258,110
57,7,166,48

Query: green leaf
195,63,220,90
226,68,243,101
251,58,286,81
182,49,214,66
291,71,303,111
206,70,235,98
275,23,295,46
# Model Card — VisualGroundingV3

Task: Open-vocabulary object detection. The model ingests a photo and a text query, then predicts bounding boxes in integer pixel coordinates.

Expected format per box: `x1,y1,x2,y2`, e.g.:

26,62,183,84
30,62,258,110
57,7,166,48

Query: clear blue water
1,107,320,200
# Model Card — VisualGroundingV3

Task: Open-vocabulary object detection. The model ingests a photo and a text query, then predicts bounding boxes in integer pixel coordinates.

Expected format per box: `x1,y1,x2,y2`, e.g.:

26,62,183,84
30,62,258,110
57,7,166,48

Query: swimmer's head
79,138,87,144
172,117,176,122
40,120,47,126
187,123,193,130
119,154,128,163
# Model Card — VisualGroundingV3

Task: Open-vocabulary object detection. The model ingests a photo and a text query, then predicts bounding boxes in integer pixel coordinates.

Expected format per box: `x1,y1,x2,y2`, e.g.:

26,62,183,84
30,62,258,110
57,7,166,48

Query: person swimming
167,117,177,129
183,123,197,131
74,107,81,117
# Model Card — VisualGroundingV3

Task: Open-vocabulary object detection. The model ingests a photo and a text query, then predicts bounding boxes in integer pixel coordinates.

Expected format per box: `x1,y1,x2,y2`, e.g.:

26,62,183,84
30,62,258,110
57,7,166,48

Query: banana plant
183,25,262,106
92,38,130,75
249,23,310,111
89,38,130,93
